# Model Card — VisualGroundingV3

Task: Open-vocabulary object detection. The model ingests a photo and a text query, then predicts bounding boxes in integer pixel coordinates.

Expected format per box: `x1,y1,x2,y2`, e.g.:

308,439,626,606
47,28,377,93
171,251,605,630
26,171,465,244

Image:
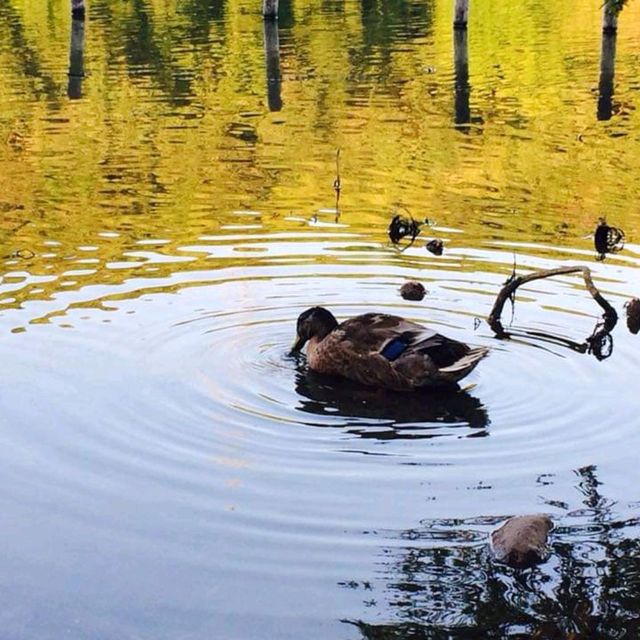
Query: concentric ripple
2,254,640,640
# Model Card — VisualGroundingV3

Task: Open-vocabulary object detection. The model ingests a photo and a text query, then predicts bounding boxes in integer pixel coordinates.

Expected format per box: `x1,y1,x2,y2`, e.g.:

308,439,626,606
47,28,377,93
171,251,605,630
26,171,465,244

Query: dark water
1,0,640,638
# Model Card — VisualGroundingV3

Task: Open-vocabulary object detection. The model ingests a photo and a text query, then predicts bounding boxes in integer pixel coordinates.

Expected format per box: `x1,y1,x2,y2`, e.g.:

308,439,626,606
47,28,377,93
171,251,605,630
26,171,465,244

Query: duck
290,307,488,390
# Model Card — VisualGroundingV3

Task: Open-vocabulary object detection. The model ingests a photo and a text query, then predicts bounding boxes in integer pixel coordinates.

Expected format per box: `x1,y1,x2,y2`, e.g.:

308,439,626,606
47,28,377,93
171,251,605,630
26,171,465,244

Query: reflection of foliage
344,466,640,639
0,0,60,101
2,0,640,319
358,0,433,65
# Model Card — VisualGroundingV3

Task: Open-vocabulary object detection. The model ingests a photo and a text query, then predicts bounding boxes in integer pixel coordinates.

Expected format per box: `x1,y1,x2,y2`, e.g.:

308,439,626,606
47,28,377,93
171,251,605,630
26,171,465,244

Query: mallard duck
291,307,488,390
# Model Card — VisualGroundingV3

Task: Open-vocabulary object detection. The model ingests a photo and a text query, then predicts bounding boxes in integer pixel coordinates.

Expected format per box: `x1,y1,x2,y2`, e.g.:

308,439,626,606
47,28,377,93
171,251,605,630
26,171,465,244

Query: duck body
292,308,488,391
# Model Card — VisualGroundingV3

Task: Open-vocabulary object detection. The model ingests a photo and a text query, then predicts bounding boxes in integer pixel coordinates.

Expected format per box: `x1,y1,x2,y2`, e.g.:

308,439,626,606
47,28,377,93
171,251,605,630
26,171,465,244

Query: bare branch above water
488,266,618,339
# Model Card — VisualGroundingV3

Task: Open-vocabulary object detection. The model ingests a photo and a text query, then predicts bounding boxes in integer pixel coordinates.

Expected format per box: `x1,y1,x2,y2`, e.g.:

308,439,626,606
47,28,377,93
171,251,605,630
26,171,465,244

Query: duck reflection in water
293,369,489,437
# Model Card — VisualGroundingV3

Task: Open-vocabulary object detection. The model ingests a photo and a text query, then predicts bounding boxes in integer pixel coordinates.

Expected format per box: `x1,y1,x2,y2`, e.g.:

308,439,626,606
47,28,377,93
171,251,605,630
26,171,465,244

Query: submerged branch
488,266,618,339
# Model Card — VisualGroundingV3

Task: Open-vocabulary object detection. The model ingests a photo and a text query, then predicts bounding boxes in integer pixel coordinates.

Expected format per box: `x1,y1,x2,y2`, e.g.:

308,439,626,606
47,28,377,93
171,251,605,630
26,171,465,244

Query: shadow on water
343,466,640,639
294,369,489,437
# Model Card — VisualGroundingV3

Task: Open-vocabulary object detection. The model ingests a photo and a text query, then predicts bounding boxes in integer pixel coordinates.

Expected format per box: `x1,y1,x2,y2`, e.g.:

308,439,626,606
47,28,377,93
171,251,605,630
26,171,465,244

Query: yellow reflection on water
0,0,639,312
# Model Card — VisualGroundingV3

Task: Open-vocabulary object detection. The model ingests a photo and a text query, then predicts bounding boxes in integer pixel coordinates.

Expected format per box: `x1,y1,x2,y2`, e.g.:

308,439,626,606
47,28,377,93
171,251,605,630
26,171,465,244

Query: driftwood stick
488,266,617,338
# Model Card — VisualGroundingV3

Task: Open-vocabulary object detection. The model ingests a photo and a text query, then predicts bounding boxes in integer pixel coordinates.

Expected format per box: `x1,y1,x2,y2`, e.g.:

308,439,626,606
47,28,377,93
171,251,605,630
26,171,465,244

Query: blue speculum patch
380,338,409,361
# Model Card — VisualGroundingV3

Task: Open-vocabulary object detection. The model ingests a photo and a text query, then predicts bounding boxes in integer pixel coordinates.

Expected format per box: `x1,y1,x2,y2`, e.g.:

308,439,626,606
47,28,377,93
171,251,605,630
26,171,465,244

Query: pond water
1,0,640,637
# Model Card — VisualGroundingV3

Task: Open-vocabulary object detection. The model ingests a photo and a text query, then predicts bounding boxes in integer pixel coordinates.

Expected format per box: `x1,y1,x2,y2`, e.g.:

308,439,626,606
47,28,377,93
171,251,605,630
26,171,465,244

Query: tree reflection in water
343,466,640,639
294,369,489,438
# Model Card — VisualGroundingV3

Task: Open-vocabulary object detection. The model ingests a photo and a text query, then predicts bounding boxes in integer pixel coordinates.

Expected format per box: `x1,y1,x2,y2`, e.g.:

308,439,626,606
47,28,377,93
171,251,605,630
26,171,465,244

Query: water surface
1,0,640,638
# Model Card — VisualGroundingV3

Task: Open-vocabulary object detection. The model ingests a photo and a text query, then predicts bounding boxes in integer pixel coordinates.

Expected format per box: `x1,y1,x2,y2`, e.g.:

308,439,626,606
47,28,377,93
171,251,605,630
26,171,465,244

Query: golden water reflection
0,0,639,320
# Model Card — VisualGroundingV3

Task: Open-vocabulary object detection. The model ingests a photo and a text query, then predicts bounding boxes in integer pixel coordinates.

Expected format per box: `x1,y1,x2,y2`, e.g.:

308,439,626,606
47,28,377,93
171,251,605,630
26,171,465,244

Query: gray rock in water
490,514,553,568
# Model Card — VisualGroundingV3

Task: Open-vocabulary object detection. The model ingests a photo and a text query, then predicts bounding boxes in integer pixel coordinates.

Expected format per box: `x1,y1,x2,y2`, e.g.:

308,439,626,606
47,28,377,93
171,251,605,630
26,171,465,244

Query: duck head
291,307,338,354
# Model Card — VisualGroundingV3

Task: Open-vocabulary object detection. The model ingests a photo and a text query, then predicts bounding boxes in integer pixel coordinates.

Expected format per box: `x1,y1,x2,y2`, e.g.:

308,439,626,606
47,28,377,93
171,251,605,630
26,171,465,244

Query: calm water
1,0,640,637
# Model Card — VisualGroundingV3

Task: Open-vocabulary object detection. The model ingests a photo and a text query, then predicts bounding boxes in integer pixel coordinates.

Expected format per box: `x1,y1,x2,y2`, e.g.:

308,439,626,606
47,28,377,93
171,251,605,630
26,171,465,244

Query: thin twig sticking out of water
333,149,341,218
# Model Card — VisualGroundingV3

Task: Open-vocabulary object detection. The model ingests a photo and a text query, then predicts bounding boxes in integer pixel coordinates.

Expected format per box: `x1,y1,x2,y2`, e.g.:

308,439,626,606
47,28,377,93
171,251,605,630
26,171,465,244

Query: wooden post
67,15,86,99
602,2,618,33
597,30,617,121
263,19,282,111
71,0,85,20
454,28,470,125
263,0,278,19
454,0,469,29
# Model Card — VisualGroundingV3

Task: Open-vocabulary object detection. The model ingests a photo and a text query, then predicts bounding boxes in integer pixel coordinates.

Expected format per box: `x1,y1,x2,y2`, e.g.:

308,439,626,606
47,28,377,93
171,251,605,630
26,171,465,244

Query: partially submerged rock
400,281,426,301
426,239,444,256
626,298,640,334
490,514,553,568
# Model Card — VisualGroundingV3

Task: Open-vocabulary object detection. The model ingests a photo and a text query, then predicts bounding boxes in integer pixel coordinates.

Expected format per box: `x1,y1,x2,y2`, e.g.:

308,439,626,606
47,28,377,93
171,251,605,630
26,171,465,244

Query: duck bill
290,334,306,354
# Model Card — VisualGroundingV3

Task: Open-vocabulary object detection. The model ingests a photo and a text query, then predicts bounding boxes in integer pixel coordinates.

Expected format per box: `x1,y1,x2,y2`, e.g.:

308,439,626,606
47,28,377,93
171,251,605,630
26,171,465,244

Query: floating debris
14,249,35,260
626,298,640,334
399,281,426,301
388,214,421,246
388,213,437,251
426,239,444,256
490,514,553,568
594,217,624,260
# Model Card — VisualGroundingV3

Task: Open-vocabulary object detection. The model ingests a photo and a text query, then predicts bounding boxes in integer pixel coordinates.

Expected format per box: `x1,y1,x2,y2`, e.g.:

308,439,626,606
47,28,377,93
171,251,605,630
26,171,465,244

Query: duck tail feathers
438,346,489,377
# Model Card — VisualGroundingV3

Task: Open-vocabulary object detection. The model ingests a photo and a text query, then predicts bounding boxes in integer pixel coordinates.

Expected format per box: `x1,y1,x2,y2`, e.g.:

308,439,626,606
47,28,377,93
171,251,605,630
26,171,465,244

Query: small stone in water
490,514,553,568
626,298,640,334
400,281,426,301
426,239,444,256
